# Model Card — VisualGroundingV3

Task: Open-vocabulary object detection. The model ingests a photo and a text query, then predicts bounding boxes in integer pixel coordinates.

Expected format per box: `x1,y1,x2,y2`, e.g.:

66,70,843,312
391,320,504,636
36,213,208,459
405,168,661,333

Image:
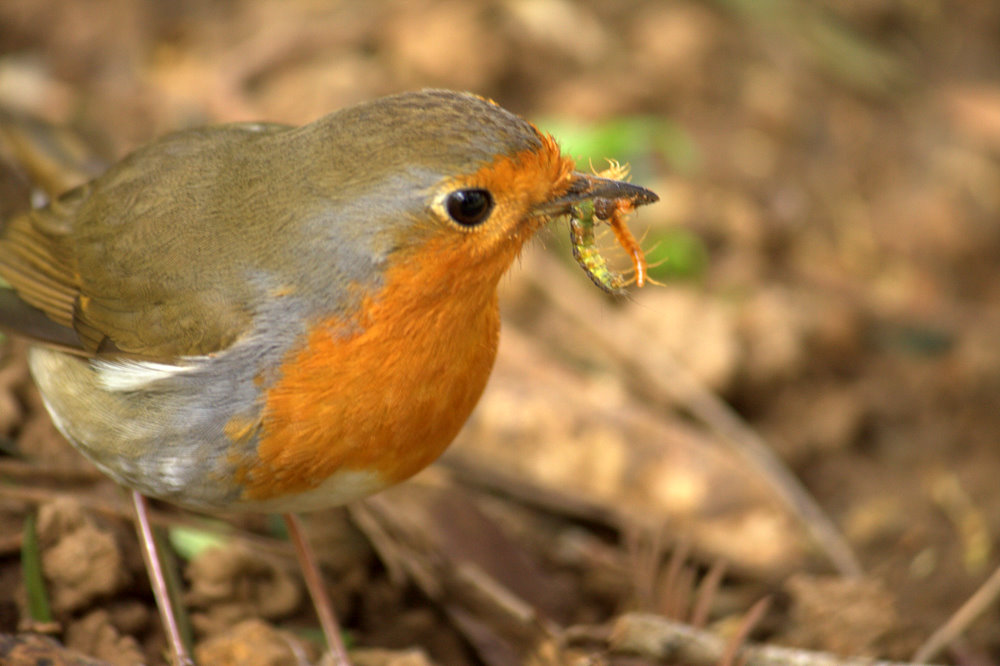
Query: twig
719,597,770,666
607,612,944,666
690,560,727,628
913,560,1000,663
659,538,693,619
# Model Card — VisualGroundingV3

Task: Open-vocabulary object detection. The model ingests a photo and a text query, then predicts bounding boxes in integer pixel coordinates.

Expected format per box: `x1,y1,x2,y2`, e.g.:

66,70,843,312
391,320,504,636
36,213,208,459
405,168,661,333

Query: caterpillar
570,195,648,295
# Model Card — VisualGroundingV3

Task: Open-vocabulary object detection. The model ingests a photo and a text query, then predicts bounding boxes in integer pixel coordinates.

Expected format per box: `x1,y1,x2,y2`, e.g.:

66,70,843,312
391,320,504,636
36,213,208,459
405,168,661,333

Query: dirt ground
1,1,1000,664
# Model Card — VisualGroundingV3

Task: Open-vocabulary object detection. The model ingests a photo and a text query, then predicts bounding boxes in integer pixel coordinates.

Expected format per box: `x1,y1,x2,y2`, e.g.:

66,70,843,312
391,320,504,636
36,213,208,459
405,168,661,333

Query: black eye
446,189,493,227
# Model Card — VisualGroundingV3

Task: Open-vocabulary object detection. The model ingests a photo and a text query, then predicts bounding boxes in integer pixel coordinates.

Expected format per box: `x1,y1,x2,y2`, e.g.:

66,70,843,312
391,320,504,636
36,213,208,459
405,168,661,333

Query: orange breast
235,238,501,501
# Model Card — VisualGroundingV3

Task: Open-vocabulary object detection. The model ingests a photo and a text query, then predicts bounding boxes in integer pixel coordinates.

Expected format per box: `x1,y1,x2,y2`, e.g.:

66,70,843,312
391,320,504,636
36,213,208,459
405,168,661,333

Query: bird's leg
284,513,352,665
131,491,194,666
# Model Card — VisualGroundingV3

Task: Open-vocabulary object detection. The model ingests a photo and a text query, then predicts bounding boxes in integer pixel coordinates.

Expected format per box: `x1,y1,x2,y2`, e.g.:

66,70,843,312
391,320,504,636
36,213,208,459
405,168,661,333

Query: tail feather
0,287,83,352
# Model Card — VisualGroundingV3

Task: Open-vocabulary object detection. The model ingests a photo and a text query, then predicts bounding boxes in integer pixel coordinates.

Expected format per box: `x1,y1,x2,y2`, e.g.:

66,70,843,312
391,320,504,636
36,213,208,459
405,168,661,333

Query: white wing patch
93,358,198,392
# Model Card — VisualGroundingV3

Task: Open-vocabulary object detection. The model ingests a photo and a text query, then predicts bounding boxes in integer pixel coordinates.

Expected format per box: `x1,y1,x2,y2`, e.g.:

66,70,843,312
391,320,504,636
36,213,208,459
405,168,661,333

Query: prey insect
570,199,627,294
569,162,650,295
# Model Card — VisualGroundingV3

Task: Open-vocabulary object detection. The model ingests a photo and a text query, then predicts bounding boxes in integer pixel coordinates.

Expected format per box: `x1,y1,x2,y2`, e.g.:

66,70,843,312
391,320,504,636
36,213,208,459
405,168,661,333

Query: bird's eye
445,189,494,227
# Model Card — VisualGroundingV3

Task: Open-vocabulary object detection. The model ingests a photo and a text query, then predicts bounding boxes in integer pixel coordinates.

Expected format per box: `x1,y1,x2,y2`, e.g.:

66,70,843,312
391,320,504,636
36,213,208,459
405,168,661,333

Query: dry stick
347,502,411,587
608,612,945,666
660,538,693,619
530,252,863,578
719,596,771,666
624,522,663,613
690,560,727,628
912,560,1000,662
0,110,107,196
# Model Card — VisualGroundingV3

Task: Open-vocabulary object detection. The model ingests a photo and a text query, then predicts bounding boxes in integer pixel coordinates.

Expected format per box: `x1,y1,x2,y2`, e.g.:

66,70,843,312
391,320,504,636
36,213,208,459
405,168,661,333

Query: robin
0,89,657,665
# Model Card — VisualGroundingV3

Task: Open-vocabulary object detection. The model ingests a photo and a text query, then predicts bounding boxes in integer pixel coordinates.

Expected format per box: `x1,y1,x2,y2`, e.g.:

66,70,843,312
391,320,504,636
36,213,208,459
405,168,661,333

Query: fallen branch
605,613,942,666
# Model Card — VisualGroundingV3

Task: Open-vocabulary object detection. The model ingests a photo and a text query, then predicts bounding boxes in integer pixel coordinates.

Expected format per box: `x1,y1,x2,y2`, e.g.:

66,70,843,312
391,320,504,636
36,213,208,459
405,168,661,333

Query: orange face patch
428,130,575,256
462,131,575,211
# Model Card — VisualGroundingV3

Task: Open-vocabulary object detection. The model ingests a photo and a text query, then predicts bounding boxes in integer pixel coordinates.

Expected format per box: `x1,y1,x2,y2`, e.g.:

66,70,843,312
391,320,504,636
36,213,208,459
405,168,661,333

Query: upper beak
535,171,659,217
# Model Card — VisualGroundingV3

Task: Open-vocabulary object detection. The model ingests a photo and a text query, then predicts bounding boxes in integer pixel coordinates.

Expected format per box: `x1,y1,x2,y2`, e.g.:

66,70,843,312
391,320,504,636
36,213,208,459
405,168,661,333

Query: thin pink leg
284,513,352,665
131,491,194,666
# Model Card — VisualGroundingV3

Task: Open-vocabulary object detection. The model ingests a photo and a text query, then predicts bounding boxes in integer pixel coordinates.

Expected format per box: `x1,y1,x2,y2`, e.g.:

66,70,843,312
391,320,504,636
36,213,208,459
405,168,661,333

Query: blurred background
1,1,1000,664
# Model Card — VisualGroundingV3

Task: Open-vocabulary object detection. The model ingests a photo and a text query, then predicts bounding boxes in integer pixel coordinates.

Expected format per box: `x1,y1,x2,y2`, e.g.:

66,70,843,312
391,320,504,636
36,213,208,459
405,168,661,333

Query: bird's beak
535,171,659,217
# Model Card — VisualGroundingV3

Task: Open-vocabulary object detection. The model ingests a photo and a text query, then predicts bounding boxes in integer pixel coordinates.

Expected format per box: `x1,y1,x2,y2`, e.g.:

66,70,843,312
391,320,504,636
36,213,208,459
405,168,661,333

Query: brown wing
0,124,290,359
0,178,260,359
0,189,83,339
0,110,409,360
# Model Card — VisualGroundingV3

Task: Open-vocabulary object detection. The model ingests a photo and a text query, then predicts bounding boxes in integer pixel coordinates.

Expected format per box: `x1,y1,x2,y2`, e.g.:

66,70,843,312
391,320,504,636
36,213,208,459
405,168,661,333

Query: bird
0,89,657,665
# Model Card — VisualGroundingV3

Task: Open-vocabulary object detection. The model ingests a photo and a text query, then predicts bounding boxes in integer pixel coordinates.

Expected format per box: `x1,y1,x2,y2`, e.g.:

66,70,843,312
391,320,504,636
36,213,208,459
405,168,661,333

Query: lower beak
536,171,659,217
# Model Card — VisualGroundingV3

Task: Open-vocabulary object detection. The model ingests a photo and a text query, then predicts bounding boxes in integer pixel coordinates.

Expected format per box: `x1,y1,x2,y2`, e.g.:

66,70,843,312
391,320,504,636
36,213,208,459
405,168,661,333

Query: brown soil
1,1,1000,664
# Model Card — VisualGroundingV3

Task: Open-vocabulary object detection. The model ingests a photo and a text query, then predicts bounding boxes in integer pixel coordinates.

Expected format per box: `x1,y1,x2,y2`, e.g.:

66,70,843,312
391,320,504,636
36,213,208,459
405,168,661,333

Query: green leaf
21,512,53,623
643,228,709,280
167,525,229,560
537,116,700,175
